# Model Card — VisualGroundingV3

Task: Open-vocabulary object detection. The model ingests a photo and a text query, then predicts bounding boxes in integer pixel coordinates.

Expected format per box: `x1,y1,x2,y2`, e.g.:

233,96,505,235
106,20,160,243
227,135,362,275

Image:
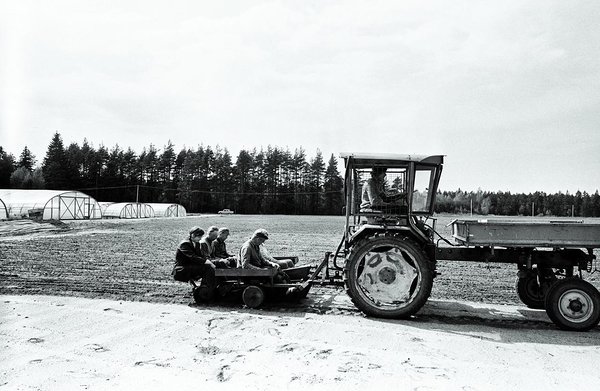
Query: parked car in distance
218,209,234,214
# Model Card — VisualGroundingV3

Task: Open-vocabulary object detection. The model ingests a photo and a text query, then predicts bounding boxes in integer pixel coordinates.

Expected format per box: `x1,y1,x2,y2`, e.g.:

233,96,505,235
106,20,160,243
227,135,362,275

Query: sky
1,0,599,194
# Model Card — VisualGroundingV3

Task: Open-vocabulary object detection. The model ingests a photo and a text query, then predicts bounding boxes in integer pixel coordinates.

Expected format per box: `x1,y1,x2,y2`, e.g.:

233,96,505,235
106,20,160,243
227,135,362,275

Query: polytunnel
98,202,114,215
0,189,102,220
0,197,7,219
146,203,186,217
102,202,155,219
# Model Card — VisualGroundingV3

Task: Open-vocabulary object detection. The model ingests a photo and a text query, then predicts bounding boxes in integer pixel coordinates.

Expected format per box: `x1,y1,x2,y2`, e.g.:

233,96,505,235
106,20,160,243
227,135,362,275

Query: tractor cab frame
340,152,444,248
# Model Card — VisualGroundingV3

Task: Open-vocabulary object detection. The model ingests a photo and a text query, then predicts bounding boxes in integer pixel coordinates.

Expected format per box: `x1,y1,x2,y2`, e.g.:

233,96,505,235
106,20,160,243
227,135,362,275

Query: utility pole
136,185,140,218
532,202,534,217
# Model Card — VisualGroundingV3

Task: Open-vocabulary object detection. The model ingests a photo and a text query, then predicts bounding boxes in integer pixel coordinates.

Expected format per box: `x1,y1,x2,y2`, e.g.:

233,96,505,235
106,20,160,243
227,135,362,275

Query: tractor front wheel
344,235,434,318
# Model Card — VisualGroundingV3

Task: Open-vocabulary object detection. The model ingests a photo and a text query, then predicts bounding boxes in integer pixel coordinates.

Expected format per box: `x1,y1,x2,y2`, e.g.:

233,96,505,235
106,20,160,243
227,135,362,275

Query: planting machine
192,152,600,331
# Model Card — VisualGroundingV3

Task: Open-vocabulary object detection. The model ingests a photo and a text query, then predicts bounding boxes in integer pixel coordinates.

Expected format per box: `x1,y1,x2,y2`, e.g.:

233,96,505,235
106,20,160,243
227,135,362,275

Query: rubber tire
243,285,265,309
544,278,600,331
193,285,215,304
344,235,434,319
516,267,557,309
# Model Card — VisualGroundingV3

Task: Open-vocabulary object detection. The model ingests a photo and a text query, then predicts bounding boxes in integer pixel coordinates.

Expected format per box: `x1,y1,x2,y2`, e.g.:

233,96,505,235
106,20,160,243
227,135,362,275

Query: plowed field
1,215,599,314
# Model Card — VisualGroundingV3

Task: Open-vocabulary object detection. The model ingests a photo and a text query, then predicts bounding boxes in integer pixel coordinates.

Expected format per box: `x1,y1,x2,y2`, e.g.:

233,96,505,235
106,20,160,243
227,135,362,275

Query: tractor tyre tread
343,233,434,319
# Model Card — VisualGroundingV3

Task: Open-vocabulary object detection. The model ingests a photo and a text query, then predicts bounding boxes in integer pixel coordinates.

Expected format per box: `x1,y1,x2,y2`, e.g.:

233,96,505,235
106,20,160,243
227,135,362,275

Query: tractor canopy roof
339,152,444,168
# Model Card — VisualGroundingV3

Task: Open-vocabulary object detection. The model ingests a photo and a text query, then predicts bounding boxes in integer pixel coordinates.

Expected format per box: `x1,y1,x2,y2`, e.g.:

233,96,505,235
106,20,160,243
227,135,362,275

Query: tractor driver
360,167,406,214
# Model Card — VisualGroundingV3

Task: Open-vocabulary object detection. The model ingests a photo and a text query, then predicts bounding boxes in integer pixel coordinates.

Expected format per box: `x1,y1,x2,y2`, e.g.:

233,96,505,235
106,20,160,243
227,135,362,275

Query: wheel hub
568,298,583,313
378,266,396,284
357,247,418,306
558,290,593,323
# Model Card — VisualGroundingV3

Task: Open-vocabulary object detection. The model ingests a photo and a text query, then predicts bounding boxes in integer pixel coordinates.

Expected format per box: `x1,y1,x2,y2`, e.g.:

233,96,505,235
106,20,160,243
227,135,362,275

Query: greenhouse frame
146,203,187,217
102,202,155,219
0,189,103,220
0,197,7,219
98,202,114,215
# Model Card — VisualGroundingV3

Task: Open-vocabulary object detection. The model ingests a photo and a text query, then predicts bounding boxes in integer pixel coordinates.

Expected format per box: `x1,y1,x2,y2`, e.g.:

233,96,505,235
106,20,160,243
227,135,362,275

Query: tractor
337,152,443,318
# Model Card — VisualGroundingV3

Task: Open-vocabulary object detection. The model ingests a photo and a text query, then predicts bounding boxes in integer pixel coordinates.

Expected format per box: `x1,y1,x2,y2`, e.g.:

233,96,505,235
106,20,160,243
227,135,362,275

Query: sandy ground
2,294,599,391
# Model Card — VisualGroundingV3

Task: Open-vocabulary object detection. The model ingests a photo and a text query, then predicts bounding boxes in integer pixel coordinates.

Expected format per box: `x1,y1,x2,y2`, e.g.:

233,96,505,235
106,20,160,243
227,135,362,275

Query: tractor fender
348,225,413,246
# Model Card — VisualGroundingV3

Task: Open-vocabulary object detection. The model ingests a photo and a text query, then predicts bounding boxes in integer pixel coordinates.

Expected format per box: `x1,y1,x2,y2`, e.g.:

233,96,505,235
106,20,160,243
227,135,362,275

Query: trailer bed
451,219,600,248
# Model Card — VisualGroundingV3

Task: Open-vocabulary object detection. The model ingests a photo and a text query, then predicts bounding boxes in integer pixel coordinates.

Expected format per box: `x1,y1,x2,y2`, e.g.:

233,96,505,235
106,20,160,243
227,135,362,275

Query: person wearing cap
171,226,216,287
212,227,238,268
360,166,405,213
239,229,293,270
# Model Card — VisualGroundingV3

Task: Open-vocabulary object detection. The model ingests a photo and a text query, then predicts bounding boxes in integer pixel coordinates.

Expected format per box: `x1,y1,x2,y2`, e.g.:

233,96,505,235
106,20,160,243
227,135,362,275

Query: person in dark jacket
212,227,238,267
172,226,216,287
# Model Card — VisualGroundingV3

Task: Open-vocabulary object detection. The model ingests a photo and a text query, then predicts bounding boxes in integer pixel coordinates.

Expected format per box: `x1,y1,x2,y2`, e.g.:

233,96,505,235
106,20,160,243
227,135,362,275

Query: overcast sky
1,0,599,193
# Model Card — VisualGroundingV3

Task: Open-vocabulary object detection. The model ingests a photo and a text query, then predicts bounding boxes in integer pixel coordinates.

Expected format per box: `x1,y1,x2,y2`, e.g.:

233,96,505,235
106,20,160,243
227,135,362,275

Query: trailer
450,218,600,248
435,219,600,330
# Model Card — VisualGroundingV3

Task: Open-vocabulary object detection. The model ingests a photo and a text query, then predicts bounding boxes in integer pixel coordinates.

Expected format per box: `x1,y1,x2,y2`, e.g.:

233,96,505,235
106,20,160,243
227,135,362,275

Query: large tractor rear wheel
344,235,434,318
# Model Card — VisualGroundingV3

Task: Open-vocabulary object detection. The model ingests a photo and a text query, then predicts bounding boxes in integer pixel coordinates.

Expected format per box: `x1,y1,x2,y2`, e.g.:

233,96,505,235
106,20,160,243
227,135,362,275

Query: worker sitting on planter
239,229,294,270
197,225,233,269
199,226,218,259
211,227,238,268
172,226,216,287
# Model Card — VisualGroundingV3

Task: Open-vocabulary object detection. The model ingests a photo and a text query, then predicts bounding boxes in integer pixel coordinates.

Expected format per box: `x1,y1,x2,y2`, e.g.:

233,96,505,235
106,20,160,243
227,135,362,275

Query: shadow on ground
189,285,600,346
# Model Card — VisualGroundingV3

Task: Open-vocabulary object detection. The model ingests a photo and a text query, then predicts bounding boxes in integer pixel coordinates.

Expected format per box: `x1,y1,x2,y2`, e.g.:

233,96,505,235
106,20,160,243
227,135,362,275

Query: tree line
1,132,599,217
437,189,600,218
0,132,343,215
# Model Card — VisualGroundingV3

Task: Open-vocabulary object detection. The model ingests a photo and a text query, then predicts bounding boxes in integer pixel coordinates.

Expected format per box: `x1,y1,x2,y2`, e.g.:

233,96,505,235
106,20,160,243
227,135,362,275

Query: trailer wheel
344,235,434,318
243,285,265,309
544,278,600,331
516,267,557,309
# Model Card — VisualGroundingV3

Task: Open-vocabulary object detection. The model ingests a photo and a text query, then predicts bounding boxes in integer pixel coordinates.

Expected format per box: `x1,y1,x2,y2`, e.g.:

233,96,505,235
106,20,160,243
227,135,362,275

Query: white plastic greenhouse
0,197,7,219
98,202,114,215
146,203,187,217
102,202,155,219
0,189,103,220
